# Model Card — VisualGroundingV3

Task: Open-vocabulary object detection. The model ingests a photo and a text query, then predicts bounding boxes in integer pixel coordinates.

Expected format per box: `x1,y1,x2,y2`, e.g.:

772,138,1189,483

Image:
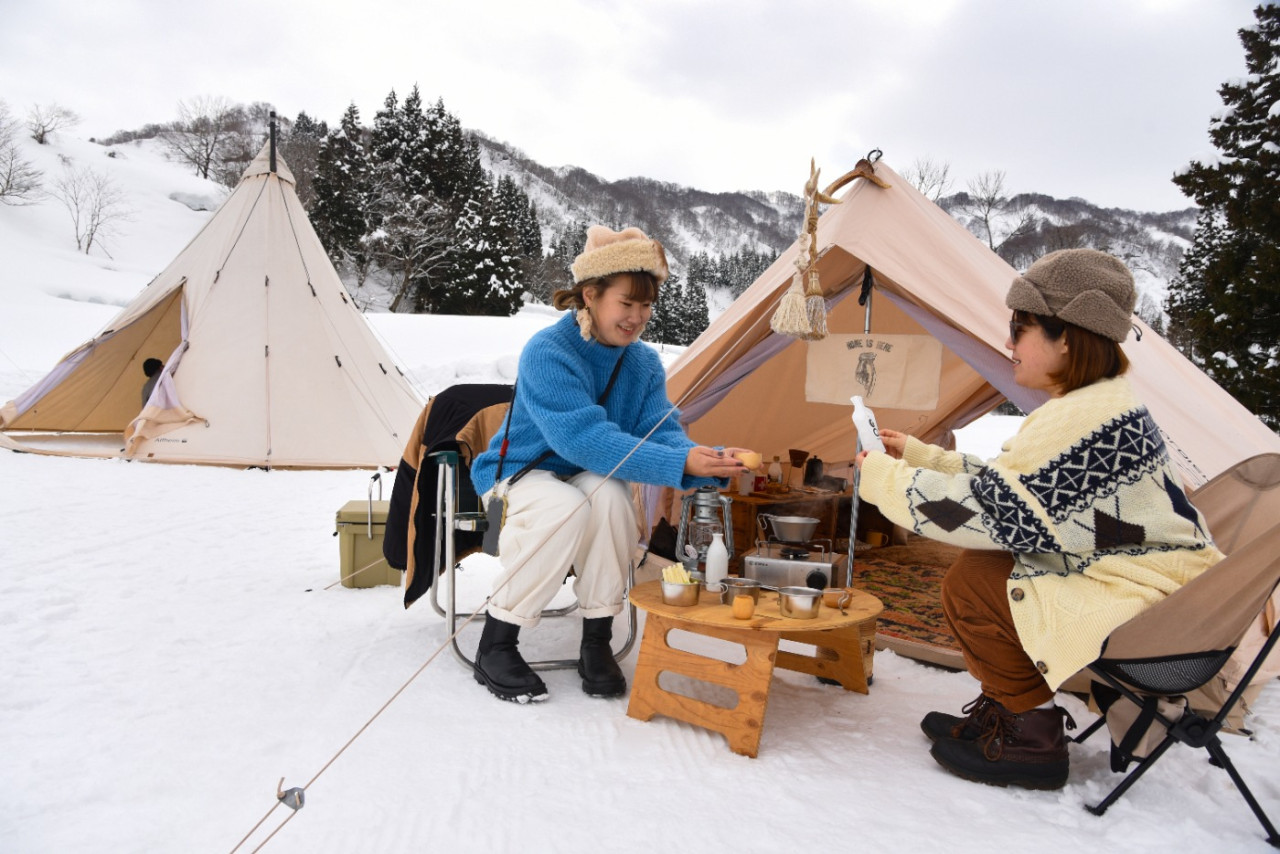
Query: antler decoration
770,150,891,340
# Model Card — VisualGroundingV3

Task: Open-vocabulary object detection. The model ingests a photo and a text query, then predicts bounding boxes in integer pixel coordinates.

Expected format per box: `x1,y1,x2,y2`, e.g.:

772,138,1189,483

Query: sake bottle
705,532,729,592
851,395,885,453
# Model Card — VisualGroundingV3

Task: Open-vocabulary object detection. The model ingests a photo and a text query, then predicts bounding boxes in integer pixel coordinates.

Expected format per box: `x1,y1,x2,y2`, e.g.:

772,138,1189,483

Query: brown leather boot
929,700,1076,790
920,694,997,742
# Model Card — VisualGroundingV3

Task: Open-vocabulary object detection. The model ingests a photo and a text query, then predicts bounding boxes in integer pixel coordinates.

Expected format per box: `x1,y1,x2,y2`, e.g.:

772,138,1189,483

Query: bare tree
162,96,240,180
958,170,1037,253
903,156,953,201
0,101,42,204
26,103,80,144
364,168,454,312
50,160,133,254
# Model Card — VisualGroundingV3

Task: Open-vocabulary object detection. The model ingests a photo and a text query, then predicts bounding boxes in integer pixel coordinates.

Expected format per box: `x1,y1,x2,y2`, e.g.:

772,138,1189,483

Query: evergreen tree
681,274,711,345
644,273,709,346
281,110,327,208
645,272,682,345
311,104,372,285
1166,5,1280,430
531,221,587,304
369,90,401,166
396,86,433,199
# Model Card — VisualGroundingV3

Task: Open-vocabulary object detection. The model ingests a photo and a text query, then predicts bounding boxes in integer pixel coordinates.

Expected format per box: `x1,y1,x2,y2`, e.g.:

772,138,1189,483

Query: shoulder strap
496,348,627,486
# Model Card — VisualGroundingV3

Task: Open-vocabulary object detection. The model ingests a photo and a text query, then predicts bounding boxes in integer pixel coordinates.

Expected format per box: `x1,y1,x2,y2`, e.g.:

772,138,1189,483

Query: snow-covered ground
2,134,1277,853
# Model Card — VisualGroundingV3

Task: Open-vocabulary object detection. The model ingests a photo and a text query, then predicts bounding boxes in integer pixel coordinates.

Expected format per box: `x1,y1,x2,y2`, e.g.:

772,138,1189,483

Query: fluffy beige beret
1006,249,1137,342
571,225,669,285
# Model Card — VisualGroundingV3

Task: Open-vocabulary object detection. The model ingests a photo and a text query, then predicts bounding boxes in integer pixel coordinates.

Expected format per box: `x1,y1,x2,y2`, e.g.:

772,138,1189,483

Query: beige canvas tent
0,143,422,469
667,160,1280,489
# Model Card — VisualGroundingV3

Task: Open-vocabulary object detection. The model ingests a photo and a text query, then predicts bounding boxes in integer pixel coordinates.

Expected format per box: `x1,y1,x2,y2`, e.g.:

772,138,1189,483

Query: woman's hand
685,446,748,479
854,430,907,471
879,428,907,460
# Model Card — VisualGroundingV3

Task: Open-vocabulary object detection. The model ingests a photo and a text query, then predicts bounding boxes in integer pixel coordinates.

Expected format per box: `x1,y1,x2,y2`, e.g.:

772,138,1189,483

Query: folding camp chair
384,383,637,672
1071,453,1280,847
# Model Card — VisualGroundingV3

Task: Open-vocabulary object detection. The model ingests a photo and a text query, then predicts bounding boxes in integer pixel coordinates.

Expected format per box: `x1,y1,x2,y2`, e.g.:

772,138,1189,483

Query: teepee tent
666,160,1280,490
0,142,422,469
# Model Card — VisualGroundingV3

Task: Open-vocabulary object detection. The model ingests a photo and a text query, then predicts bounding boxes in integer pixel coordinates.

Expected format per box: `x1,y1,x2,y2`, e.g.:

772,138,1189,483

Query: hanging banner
805,333,943,410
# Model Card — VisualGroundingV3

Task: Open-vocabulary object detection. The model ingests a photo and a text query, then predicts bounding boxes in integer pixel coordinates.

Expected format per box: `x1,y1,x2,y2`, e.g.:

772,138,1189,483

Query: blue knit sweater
471,312,719,496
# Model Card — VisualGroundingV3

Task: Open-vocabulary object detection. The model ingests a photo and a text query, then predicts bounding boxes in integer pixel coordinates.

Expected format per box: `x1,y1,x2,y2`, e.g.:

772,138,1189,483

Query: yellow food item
735,451,763,470
732,594,755,619
662,565,692,584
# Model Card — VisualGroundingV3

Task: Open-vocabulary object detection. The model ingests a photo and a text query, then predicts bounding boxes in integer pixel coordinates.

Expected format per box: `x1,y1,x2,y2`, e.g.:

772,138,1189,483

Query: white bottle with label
851,395,885,453
705,532,729,591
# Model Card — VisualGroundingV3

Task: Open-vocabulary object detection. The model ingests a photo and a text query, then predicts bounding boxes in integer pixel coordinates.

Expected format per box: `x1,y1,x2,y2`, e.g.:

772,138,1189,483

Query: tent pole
269,111,277,174
847,280,873,586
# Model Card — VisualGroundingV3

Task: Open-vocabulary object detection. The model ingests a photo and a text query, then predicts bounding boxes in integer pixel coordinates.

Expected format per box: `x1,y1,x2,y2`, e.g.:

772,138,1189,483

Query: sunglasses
1009,316,1035,344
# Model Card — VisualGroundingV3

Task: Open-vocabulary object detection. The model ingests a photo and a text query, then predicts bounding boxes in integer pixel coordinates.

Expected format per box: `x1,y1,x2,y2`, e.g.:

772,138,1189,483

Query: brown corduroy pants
940,549,1055,713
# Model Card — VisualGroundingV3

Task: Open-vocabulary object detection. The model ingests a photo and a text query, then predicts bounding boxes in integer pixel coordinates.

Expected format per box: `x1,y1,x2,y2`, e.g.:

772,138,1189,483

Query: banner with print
805,334,943,410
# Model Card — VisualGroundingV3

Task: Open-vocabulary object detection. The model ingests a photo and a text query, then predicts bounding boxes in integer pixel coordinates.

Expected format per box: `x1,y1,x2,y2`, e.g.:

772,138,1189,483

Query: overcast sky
1,0,1262,212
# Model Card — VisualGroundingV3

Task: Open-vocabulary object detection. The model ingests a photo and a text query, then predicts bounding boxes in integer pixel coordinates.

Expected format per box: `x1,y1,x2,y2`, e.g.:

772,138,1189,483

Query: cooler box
336,500,402,589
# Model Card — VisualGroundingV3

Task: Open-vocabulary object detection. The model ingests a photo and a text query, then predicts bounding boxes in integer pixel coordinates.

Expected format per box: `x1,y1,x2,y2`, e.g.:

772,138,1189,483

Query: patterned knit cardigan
858,376,1223,688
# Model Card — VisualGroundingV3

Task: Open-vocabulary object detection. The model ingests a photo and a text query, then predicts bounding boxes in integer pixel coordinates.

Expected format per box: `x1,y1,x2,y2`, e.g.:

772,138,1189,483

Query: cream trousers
486,470,636,627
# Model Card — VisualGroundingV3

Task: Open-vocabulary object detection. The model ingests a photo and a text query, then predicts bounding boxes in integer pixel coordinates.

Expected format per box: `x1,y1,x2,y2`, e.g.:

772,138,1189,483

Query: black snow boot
474,616,548,704
920,693,998,742
930,700,1076,790
577,616,626,698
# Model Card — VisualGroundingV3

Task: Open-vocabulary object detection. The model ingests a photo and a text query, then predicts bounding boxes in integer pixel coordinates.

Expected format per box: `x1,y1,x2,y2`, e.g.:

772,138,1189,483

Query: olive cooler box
335,500,402,588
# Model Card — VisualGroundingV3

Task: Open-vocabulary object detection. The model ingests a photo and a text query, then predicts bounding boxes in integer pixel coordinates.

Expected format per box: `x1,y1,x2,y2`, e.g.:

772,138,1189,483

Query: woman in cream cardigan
856,249,1223,790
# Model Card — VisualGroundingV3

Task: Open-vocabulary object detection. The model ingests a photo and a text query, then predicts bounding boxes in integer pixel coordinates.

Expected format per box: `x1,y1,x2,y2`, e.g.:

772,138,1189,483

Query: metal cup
719,576,762,605
777,586,823,619
822,587,852,614
660,580,701,606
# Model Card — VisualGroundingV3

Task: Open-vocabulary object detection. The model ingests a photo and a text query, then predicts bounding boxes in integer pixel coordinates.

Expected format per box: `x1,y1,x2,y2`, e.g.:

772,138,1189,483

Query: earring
576,307,594,341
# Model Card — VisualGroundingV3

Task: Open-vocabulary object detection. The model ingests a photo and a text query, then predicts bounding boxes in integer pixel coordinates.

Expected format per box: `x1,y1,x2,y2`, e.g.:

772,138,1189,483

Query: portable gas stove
740,539,849,590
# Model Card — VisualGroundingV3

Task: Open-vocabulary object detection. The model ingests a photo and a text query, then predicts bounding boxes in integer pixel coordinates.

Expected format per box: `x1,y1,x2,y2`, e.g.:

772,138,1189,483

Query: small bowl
719,577,762,605
777,586,823,619
660,580,701,606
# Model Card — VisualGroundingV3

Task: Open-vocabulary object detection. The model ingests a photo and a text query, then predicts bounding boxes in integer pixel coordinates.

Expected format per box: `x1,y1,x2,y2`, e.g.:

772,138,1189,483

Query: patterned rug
850,536,962,656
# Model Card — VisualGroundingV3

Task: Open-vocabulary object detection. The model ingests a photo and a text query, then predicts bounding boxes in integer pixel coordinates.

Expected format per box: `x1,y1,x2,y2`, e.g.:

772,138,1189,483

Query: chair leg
1204,738,1280,847
1086,733,1179,816
1071,713,1108,745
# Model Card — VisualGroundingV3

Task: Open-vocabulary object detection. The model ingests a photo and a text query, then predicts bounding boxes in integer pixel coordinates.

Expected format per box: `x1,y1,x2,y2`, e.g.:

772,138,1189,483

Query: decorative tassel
576,307,594,341
804,269,827,339
770,272,812,338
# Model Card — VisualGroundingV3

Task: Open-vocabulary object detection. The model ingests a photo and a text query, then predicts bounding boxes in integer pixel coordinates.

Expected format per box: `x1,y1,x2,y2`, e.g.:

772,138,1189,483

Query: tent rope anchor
276,779,305,811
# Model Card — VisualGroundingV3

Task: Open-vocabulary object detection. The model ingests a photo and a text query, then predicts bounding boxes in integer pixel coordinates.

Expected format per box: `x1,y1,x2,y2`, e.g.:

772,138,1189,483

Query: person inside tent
854,249,1223,790
140,358,164,407
469,225,750,704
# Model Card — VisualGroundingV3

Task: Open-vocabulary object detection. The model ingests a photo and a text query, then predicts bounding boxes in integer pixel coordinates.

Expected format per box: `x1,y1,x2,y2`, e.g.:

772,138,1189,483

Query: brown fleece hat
1006,249,1137,342
571,225,669,285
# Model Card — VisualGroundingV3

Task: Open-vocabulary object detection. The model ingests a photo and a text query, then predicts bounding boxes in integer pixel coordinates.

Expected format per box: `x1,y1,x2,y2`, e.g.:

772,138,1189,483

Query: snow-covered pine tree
645,271,681,345
311,104,371,287
281,111,327,208
681,273,710,345
1167,5,1280,430
397,86,433,200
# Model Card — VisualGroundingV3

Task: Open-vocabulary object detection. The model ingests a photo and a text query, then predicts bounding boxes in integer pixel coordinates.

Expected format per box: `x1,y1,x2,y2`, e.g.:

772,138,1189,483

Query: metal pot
777,586,823,619
718,576,762,605
758,514,819,543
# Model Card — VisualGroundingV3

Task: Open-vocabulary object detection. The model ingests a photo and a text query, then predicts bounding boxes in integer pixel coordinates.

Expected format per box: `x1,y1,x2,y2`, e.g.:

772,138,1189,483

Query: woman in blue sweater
469,225,749,703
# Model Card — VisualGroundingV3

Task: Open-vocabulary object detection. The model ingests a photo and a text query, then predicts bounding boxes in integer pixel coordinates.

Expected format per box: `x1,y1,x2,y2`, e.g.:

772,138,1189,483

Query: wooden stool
626,580,883,757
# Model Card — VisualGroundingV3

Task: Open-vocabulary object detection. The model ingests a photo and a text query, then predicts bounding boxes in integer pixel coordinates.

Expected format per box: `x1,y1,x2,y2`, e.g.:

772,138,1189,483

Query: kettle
803,456,825,485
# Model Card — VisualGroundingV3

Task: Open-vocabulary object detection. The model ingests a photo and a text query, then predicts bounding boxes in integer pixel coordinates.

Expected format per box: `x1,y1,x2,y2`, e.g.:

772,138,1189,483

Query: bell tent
0,142,422,469
666,159,1280,490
